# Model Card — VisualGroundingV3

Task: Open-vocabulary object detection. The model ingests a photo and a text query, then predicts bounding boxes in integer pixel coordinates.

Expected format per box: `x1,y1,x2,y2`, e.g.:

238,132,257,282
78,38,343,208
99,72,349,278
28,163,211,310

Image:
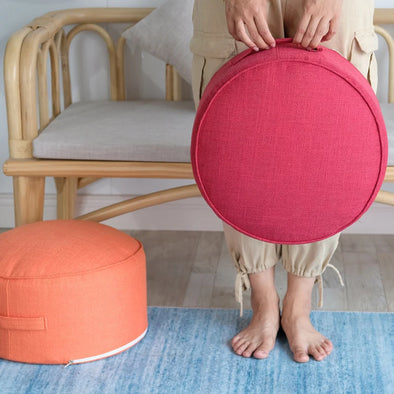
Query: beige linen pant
190,0,378,312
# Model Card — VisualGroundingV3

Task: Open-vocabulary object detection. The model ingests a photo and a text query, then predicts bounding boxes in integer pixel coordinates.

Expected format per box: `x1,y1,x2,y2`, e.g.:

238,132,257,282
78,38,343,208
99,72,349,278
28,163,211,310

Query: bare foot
281,273,333,363
231,269,280,359
281,309,333,362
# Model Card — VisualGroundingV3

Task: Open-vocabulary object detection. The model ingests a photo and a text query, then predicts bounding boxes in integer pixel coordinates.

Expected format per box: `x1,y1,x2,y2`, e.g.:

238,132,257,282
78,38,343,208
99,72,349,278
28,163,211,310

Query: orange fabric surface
0,220,147,364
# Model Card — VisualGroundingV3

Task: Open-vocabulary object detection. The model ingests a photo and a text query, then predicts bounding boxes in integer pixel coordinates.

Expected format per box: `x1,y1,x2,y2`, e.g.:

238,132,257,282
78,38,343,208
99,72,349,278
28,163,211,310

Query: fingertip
322,32,334,42
267,35,276,48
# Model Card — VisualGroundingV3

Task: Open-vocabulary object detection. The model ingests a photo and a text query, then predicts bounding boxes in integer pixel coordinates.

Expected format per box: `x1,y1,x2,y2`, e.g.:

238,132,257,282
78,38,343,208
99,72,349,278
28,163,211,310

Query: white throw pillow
122,0,194,84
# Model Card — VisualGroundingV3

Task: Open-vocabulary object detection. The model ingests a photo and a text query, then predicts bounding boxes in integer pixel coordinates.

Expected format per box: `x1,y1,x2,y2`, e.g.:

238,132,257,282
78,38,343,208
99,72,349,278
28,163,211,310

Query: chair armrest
29,8,154,36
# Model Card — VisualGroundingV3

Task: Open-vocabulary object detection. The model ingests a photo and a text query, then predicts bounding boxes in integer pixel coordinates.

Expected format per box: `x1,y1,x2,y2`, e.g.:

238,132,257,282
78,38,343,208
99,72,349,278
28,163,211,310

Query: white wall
0,0,393,232
377,0,394,7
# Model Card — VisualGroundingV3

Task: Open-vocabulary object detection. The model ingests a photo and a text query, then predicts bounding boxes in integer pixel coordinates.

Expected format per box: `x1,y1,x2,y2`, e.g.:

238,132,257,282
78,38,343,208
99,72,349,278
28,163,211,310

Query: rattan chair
3,8,199,226
3,8,394,227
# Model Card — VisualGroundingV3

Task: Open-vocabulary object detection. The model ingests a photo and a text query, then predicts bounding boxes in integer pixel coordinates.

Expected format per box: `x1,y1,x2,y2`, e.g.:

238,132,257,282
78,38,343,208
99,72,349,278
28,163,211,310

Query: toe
232,338,243,351
310,345,325,361
254,339,275,359
231,334,242,347
242,343,257,358
293,347,309,363
234,341,248,356
322,339,333,354
320,342,330,355
253,349,269,359
316,344,328,358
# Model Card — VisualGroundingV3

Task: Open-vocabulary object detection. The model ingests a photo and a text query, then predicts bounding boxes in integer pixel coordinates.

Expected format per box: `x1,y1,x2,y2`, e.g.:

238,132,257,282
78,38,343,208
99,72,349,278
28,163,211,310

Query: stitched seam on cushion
194,54,386,244
0,242,145,280
199,57,207,100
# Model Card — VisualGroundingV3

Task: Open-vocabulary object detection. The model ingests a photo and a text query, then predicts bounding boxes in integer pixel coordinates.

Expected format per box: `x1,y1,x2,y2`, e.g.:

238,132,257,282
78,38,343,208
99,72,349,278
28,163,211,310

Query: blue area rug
0,307,392,394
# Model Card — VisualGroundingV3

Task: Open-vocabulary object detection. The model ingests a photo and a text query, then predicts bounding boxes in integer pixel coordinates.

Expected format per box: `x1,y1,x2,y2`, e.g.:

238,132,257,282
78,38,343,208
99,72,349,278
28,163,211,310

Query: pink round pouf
191,39,387,244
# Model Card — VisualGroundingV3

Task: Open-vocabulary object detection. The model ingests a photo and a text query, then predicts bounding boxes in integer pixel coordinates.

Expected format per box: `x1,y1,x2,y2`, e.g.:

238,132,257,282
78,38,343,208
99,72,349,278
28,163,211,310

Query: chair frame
3,8,394,226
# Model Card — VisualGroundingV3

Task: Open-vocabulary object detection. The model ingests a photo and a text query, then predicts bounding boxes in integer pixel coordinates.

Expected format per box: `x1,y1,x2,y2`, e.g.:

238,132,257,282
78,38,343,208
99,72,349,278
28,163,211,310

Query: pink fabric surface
191,39,387,244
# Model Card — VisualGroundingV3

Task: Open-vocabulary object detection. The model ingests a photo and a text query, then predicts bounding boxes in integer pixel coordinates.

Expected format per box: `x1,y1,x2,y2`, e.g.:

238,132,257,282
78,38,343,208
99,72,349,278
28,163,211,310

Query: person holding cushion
190,0,377,362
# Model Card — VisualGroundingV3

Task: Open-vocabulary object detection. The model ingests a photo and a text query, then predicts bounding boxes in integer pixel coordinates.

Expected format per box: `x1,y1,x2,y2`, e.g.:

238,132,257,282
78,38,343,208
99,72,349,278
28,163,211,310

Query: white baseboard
0,193,393,234
0,193,222,231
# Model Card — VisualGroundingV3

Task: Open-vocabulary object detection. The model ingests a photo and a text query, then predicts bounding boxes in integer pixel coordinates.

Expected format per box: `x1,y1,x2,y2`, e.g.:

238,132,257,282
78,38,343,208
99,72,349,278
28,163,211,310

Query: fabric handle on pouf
0,315,46,331
229,38,322,66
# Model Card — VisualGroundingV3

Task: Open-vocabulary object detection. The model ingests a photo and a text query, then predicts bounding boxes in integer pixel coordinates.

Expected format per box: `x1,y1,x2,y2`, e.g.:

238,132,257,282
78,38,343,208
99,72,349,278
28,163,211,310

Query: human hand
224,0,276,51
293,0,343,49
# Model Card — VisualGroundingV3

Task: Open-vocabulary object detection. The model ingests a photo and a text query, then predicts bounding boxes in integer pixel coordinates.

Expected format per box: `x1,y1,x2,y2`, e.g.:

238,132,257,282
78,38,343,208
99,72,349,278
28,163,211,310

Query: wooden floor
1,228,392,312
125,231,394,313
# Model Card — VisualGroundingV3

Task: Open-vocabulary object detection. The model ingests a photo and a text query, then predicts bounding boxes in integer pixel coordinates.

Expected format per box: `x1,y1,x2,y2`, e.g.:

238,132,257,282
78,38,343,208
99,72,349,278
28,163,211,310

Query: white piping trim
64,328,148,367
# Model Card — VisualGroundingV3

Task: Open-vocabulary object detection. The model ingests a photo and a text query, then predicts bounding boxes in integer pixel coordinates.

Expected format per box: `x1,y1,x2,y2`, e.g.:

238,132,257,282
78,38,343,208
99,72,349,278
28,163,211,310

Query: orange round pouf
0,220,147,365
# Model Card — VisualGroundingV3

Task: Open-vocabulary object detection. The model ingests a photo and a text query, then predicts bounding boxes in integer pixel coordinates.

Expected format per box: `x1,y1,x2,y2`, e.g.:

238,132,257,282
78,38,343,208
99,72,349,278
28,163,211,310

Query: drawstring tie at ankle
316,263,344,308
235,269,250,317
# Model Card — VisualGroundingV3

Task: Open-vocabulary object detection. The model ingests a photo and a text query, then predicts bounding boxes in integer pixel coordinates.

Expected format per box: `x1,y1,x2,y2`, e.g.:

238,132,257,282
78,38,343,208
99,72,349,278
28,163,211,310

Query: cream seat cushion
33,100,392,165
33,100,196,162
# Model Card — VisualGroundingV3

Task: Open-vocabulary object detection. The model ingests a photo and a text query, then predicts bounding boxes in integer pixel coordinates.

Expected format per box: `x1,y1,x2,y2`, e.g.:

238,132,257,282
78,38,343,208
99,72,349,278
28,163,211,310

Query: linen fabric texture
122,0,194,84
0,220,147,365
33,100,195,162
191,39,387,245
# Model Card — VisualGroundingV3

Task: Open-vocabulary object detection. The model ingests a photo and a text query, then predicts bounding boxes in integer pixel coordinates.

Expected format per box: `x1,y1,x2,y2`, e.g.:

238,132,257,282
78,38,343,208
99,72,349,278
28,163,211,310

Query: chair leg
13,176,45,226
55,177,78,219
